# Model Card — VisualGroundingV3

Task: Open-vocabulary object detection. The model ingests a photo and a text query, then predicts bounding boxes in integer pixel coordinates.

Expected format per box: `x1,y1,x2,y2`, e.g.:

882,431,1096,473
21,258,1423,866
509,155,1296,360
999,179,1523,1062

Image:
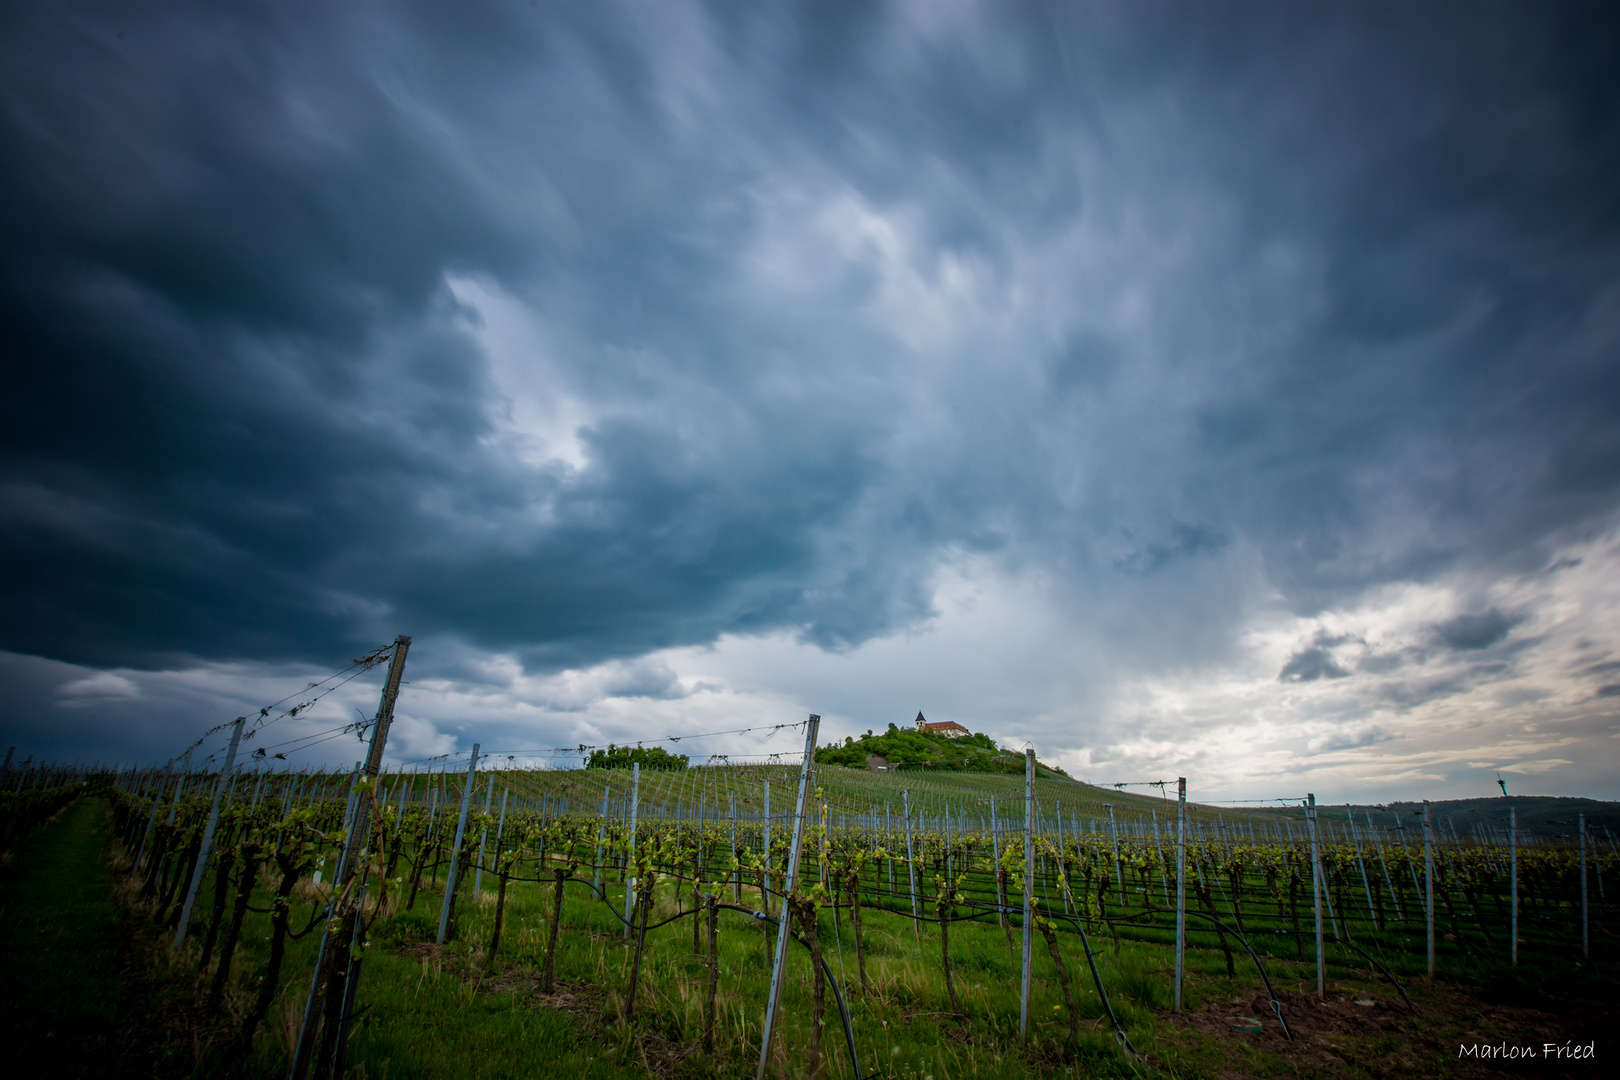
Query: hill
1252,794,1620,834
1382,795,1619,834
813,723,1065,777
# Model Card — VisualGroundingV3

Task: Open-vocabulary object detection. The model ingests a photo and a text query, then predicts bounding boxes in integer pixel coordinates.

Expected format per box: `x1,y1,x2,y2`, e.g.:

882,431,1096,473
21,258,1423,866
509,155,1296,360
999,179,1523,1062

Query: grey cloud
1280,628,1365,682
1309,727,1390,754
600,662,689,701
1280,648,1350,683
1434,609,1521,651
1114,523,1228,575
0,0,1617,765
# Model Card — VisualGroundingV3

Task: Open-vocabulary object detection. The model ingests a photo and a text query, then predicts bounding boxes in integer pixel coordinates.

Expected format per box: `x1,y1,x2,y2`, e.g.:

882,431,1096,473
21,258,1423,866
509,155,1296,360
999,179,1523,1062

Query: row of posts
115,693,1597,1076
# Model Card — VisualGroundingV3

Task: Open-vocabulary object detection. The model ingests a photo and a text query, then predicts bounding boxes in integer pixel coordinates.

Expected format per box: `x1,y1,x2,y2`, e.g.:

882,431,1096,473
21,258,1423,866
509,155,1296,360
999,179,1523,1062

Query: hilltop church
913,711,971,738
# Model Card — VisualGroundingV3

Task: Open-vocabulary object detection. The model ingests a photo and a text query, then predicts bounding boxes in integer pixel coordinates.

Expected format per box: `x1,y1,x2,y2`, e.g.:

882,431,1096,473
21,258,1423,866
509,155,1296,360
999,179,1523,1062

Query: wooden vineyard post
704,894,720,1054
436,744,481,945
1510,804,1518,966
289,633,410,1080
1424,800,1435,977
174,713,246,950
1577,811,1590,960
624,762,640,940
1019,747,1034,1044
756,714,819,1080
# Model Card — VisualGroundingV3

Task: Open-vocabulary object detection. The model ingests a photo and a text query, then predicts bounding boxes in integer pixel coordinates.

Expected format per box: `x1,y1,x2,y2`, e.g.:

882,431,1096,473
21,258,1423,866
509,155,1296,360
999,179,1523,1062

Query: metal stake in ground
1307,794,1325,998
1175,777,1186,1012
1347,804,1377,925
903,789,919,937
1424,800,1435,977
1510,804,1518,966
135,756,175,871
756,714,820,1080
173,714,246,950
1107,803,1125,906
593,784,610,897
623,761,640,940
436,744,481,945
1580,812,1589,960
473,773,495,898
1019,747,1034,1043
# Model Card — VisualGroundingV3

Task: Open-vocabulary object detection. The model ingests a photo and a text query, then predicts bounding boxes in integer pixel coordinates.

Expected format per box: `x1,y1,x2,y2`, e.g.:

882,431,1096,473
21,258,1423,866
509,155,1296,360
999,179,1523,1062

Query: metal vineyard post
1424,800,1435,977
756,714,819,1080
1510,804,1518,966
436,744,481,945
173,714,246,950
623,762,640,940
1019,747,1034,1043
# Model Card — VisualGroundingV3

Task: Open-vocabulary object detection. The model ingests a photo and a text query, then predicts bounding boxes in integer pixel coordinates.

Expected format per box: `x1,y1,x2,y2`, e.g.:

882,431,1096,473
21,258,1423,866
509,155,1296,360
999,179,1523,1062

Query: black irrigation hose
714,903,870,1080
1110,907,1294,1040
538,880,871,1080
1329,937,1416,1012
1046,910,1142,1057
900,902,1146,1057
1124,900,1417,1015
1252,930,1416,1013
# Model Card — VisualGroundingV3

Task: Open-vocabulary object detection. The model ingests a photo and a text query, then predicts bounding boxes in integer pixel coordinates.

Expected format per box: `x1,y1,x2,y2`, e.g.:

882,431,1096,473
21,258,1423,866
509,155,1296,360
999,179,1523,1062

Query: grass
0,796,126,1076
25,789,1620,1079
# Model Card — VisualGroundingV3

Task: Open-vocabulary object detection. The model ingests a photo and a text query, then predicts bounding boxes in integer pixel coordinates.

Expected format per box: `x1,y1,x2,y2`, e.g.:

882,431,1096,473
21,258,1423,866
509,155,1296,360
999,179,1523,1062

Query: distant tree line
584,744,689,771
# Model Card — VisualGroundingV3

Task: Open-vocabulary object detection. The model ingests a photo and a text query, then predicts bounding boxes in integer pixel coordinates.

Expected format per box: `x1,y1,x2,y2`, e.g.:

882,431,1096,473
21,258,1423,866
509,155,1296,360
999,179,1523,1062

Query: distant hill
1381,796,1619,835
814,724,1068,778
1255,795,1619,835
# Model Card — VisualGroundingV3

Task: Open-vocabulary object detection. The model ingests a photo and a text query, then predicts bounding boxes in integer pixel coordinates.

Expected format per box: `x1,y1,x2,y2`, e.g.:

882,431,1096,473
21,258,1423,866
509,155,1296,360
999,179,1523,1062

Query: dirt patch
526,977,608,1015
628,1025,706,1079
1162,983,1612,1079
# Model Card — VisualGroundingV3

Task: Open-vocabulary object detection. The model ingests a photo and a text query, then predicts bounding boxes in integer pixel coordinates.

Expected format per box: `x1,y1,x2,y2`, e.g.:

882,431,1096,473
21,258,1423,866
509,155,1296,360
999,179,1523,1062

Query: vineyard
0,640,1614,1080
0,745,1610,1077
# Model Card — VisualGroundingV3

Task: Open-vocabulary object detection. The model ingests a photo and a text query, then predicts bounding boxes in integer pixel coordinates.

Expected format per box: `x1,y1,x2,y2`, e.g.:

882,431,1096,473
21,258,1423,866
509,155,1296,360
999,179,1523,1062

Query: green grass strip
0,796,124,1076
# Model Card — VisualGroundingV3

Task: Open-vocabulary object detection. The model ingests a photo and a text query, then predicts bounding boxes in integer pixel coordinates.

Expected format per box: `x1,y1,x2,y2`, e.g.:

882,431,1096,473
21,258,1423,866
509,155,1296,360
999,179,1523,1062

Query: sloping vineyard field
2,756,1614,1079
72,753,1618,1079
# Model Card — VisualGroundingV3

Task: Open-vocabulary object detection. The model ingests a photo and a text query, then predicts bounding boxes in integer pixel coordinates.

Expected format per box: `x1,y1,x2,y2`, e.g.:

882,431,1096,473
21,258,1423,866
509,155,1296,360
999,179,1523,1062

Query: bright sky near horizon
2,1,1618,803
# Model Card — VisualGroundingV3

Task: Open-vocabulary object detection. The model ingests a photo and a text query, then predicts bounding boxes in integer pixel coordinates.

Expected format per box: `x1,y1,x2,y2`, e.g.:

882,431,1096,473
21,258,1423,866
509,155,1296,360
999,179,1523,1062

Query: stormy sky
3,0,1618,802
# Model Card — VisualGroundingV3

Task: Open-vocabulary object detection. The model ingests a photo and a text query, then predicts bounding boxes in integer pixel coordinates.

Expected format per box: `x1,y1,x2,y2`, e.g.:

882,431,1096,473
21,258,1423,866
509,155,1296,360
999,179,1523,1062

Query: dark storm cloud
1433,609,1521,651
2,0,1618,695
1279,630,1363,682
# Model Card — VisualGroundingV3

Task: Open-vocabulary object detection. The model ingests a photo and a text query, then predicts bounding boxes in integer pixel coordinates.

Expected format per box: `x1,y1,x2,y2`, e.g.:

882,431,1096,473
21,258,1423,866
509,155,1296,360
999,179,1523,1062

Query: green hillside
813,722,1064,776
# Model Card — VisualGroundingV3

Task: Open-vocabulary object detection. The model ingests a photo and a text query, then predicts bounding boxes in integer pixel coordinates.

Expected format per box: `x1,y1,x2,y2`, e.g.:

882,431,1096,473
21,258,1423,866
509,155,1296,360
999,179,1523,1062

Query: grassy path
0,796,125,1077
